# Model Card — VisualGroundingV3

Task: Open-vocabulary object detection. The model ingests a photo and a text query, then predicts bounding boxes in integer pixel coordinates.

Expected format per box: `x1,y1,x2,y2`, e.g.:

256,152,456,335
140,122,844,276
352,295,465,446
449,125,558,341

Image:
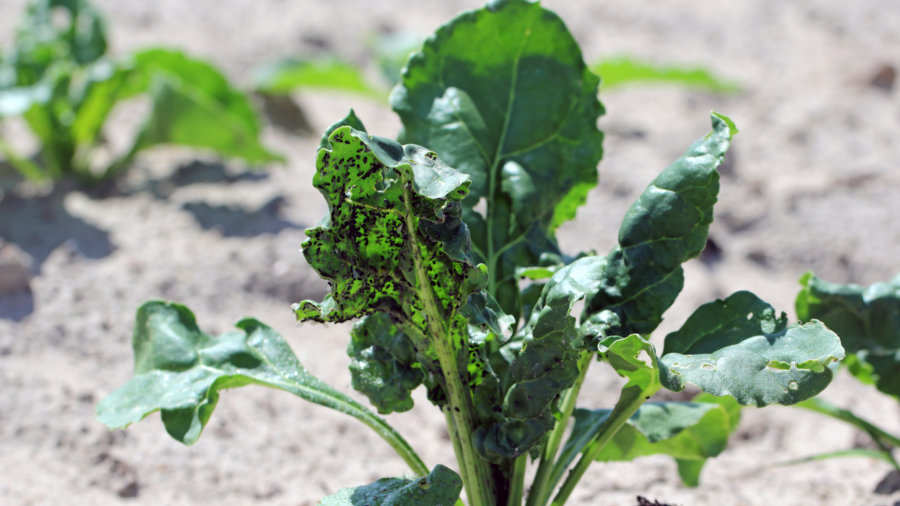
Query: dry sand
1,1,899,505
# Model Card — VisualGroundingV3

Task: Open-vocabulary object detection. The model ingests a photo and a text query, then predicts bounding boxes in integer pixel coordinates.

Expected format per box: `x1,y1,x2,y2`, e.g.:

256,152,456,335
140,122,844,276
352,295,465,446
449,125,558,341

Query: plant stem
402,180,495,506
506,455,527,506
0,137,46,182
527,351,593,506
444,407,473,492
550,384,656,506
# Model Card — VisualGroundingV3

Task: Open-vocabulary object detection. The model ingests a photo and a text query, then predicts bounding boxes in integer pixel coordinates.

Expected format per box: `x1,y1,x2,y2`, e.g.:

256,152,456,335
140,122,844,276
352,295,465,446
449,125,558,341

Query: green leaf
319,465,462,506
348,312,424,414
253,57,379,98
473,257,606,461
128,76,282,165
592,56,741,93
795,397,900,448
660,320,845,406
459,289,515,343
391,0,604,313
663,291,789,355
776,448,898,467
96,301,427,475
15,0,108,73
581,112,735,342
319,108,367,151
121,49,282,166
797,272,900,397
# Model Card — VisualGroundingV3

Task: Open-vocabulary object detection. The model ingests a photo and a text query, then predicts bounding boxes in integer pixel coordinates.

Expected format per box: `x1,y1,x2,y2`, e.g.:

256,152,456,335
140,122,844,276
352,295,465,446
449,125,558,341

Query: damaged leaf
319,465,462,506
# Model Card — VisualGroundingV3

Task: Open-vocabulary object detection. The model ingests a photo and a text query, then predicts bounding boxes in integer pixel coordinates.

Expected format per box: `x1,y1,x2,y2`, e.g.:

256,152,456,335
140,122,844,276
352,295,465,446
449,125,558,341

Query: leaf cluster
96,2,848,506
0,0,281,183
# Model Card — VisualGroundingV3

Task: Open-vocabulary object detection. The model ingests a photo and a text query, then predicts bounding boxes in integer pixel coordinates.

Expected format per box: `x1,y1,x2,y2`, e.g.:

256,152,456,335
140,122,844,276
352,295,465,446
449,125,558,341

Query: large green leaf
391,0,605,315
592,56,741,93
319,465,462,506
797,272,900,398
96,301,427,475
581,113,736,342
473,256,605,461
660,320,844,406
663,291,788,355
348,312,424,414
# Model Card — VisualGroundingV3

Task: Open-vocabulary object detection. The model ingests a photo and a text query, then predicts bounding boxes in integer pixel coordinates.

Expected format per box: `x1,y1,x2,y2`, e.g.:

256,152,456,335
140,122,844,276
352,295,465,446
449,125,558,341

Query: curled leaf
319,465,462,506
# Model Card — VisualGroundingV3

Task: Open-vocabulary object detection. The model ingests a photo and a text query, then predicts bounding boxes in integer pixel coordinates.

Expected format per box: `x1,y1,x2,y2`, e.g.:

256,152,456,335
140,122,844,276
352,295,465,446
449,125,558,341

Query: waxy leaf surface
319,465,462,506
581,113,735,341
660,291,844,406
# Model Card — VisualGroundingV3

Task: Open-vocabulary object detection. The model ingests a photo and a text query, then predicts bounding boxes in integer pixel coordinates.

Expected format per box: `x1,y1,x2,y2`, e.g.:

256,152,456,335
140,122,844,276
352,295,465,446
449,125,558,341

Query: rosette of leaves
0,0,280,182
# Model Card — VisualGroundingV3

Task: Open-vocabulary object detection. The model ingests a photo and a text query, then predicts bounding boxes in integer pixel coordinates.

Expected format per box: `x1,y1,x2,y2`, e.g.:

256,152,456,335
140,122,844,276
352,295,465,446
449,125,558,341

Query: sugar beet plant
0,0,281,182
97,1,847,505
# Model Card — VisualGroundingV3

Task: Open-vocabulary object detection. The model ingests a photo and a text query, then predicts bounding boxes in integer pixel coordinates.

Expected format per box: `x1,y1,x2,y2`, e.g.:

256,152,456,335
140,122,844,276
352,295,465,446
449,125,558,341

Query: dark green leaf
581,112,736,342
473,257,606,461
797,272,900,397
319,465,462,506
592,56,741,93
459,290,515,343
348,312,424,414
796,397,900,448
15,0,108,74
660,320,845,406
392,0,604,313
663,291,789,355
96,301,427,474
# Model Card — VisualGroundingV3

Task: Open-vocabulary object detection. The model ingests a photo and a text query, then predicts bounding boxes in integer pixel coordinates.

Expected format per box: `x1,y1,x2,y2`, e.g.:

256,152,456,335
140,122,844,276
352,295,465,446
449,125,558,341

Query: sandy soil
1,1,900,505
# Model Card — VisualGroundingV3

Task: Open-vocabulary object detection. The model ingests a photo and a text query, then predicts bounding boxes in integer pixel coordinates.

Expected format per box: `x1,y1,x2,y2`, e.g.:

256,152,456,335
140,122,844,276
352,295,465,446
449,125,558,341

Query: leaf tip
710,111,738,140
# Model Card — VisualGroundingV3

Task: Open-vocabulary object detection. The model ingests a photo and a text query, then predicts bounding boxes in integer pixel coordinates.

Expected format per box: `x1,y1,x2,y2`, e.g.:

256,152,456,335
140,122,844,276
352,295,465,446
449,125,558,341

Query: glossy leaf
348,312,424,414
593,56,741,93
319,465,462,506
96,301,427,475
660,320,845,406
581,113,736,342
797,272,900,397
392,0,605,314
473,257,606,461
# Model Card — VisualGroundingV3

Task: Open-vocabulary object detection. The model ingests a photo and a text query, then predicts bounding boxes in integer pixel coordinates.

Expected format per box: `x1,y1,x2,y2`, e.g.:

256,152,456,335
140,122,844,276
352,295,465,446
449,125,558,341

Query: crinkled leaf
660,320,845,406
797,272,900,397
663,291,789,355
593,56,741,93
96,301,427,475
473,257,606,461
292,125,485,370
319,108,367,150
581,112,735,342
319,465,462,506
348,312,424,414
253,57,379,98
392,0,604,315
15,0,108,74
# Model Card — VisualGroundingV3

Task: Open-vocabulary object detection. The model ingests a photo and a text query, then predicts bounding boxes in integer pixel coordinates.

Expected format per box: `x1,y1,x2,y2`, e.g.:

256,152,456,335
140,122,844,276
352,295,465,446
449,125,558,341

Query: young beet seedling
97,1,846,505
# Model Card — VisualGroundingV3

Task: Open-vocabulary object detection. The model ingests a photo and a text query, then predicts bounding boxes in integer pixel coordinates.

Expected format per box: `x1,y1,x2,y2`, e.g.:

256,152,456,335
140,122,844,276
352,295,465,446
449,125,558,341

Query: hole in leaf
746,312,754,320
701,363,716,371
472,197,487,218
788,381,799,390
765,360,791,371
636,350,653,367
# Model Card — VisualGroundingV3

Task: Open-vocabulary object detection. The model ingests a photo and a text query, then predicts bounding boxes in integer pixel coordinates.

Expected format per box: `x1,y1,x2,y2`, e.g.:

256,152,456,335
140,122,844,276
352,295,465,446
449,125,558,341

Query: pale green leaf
593,56,741,93
319,465,462,506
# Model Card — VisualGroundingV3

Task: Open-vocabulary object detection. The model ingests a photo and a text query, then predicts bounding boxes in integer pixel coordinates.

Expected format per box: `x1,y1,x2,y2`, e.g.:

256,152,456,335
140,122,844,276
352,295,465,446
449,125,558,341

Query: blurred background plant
0,0,282,184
